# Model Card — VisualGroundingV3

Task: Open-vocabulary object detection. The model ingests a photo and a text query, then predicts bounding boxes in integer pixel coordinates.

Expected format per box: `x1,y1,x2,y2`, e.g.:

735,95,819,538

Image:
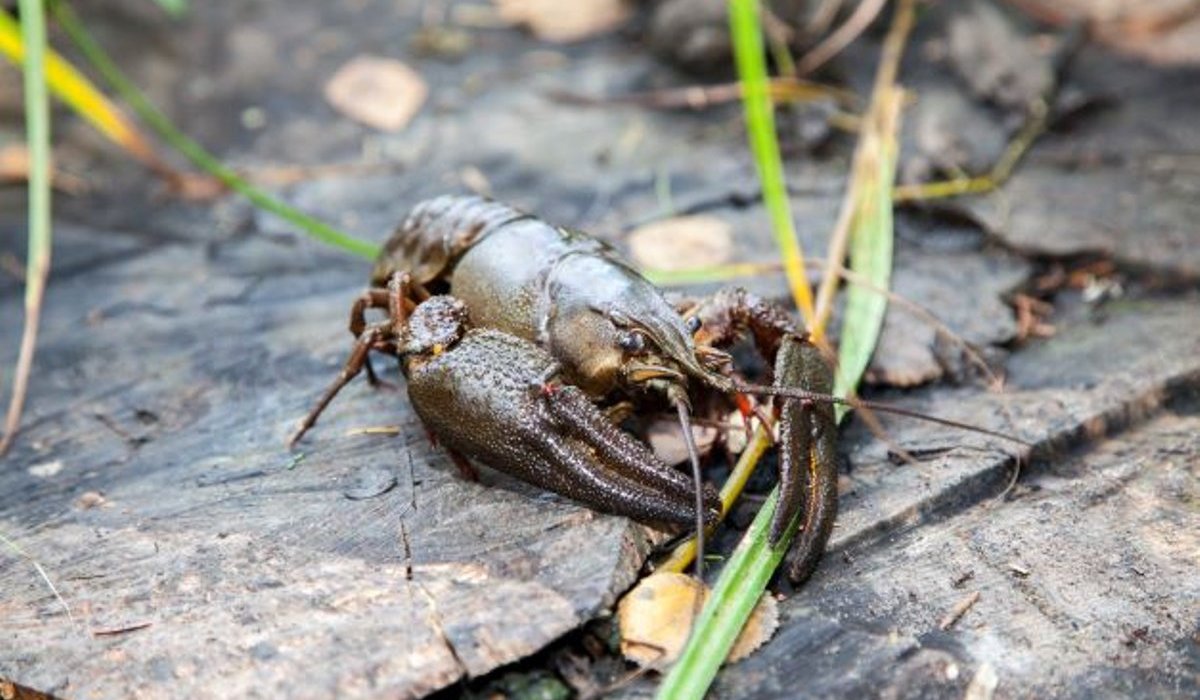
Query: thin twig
796,0,888,76
895,20,1084,203
761,5,797,78
939,590,981,630
812,0,916,336
804,0,845,39
893,99,1049,203
546,78,856,112
92,621,153,636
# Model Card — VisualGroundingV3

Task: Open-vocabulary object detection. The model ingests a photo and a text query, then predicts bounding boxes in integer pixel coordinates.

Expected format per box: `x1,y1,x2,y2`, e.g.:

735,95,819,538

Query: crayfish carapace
290,196,1021,583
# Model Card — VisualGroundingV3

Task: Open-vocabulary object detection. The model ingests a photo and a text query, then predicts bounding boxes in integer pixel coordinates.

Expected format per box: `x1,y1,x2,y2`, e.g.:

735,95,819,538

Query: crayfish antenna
671,392,707,580
731,381,1032,447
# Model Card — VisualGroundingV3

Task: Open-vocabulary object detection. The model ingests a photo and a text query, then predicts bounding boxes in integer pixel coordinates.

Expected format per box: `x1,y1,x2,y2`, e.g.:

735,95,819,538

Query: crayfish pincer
293,195,930,583
404,296,721,529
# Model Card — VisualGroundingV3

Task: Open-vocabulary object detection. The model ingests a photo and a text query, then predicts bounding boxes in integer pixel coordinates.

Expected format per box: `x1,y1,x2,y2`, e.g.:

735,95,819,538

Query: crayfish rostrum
290,196,1006,583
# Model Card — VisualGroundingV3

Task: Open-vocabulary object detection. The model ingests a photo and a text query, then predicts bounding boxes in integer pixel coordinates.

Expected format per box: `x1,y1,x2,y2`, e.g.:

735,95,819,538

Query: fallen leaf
727,591,778,662
627,215,734,272
1005,0,1200,65
494,0,633,43
645,417,718,466
324,56,428,132
723,408,748,455
617,572,778,669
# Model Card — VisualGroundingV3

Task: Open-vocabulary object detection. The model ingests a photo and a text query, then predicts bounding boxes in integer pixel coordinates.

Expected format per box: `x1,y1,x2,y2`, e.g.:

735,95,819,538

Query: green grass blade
1,0,53,455
833,96,898,416
656,488,789,699
655,2,822,693
728,0,815,324
657,4,907,696
643,261,783,287
18,0,50,313
150,0,187,19
655,123,897,696
49,0,378,260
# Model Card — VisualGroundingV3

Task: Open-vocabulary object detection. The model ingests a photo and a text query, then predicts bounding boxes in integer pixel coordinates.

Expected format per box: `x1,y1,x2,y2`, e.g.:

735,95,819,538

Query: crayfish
290,196,1018,583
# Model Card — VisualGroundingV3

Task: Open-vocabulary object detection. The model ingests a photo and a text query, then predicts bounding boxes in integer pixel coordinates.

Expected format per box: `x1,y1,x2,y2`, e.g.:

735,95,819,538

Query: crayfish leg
288,324,398,447
680,287,803,369
291,271,427,447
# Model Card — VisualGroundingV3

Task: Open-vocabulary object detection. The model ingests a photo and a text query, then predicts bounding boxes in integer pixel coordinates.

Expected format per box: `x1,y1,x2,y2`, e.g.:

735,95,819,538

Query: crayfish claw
404,325,719,532
771,336,839,585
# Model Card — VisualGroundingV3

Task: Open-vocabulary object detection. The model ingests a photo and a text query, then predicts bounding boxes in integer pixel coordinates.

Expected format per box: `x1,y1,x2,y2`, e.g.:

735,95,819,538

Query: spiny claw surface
405,324,720,529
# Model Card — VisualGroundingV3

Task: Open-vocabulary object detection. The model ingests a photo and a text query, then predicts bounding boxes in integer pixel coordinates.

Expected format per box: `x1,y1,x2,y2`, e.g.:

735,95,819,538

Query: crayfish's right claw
404,322,720,531
770,335,839,585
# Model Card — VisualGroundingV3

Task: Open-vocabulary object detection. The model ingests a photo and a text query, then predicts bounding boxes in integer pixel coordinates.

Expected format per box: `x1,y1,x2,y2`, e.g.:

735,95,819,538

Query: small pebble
28,460,63,478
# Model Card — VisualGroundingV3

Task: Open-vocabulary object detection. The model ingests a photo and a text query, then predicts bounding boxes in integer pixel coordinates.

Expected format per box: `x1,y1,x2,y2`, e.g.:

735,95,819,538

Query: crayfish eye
685,316,702,335
618,330,646,354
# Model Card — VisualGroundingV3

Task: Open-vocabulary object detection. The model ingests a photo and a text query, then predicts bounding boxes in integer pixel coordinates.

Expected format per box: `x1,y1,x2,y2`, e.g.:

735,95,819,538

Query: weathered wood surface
2,1,1199,698
711,404,1200,699
0,232,658,697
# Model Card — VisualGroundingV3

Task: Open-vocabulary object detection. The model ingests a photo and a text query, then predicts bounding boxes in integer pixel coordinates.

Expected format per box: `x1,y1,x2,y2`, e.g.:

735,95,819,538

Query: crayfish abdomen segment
405,328,720,529
371,195,530,289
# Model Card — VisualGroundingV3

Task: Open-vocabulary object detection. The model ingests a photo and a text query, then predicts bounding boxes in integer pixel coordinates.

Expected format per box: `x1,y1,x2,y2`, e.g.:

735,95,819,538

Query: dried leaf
617,572,778,670
1005,0,1200,65
723,408,748,455
494,0,633,43
645,417,718,466
324,56,428,132
627,215,734,273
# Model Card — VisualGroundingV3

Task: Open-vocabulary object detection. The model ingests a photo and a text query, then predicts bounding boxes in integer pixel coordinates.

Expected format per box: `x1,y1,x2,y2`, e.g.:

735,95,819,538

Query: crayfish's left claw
770,335,839,585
